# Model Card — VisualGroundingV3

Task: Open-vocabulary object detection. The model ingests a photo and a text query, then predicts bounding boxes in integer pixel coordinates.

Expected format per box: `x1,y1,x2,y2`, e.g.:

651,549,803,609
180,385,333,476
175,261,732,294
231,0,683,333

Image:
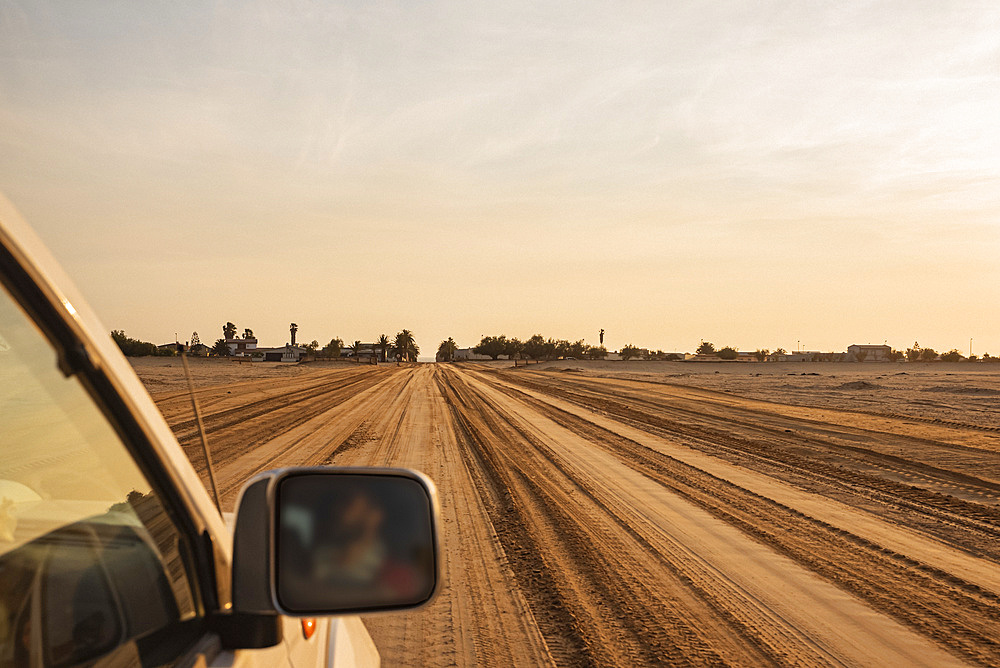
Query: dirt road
144,360,1000,666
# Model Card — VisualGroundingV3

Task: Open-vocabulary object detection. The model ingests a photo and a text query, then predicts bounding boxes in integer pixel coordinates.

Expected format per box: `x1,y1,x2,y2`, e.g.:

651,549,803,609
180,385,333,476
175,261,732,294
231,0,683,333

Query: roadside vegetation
112,323,421,361
111,330,175,357
117,325,999,363
469,335,608,361
462,335,998,363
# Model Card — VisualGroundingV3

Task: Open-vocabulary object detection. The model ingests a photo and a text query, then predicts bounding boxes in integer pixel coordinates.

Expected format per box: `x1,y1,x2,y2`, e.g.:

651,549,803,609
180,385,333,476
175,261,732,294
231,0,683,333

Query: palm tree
351,340,363,362
212,338,232,357
393,329,419,362
437,337,457,362
377,334,391,363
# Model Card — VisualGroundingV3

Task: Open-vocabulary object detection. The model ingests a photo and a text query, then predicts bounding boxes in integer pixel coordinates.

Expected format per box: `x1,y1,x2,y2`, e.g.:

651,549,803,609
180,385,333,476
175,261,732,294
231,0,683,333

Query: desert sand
133,357,1000,666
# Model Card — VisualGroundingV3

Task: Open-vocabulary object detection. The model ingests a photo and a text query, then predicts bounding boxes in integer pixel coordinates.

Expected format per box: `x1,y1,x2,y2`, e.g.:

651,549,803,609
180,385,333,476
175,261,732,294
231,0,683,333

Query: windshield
0,283,198,666
0,285,154,547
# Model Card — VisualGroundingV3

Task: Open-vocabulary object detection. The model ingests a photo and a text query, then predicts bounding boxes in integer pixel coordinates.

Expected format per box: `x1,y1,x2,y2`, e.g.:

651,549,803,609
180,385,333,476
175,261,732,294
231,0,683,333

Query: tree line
435,335,1000,364
898,342,992,363
312,330,419,362
207,322,419,361
434,334,609,362
110,330,175,357
690,340,996,363
110,325,420,361
109,327,998,364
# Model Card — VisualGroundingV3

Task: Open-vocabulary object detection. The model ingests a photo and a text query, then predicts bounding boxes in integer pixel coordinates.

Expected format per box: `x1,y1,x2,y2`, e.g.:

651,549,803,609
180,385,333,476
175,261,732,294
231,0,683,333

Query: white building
343,344,381,363
847,344,892,362
225,335,257,357
256,344,308,362
453,348,494,361
770,351,822,362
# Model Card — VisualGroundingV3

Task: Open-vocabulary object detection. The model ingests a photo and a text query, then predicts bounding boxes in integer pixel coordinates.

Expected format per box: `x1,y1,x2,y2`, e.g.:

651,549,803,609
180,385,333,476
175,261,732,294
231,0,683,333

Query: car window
0,283,199,667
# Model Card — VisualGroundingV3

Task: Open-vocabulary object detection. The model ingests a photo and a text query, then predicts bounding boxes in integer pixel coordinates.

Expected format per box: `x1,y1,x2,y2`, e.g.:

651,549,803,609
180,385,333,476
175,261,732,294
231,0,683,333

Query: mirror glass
274,472,437,614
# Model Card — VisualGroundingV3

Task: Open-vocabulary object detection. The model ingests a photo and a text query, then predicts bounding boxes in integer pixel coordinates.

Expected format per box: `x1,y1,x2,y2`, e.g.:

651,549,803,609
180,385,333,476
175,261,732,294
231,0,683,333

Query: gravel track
140,360,999,666
472,369,1000,664
494,369,1000,561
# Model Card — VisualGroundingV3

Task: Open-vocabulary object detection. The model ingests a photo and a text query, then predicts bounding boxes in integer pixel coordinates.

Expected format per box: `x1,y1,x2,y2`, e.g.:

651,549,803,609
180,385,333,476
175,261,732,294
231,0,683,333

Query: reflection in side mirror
272,469,439,615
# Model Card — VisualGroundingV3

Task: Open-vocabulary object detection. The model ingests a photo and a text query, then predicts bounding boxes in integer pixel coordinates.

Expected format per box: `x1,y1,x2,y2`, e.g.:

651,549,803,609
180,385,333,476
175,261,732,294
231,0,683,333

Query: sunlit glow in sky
2,2,998,356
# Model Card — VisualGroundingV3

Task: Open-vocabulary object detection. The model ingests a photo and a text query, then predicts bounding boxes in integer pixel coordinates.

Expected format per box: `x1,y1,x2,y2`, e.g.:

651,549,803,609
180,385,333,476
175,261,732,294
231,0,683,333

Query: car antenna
177,341,222,512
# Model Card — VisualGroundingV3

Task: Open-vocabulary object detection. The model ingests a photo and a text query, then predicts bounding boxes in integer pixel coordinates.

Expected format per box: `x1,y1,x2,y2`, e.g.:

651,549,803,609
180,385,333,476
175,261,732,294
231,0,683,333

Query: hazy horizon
2,2,998,356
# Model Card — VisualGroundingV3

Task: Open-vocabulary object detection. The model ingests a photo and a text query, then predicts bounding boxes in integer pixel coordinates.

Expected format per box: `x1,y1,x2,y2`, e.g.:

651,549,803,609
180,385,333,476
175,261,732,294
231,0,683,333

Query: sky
2,1,999,358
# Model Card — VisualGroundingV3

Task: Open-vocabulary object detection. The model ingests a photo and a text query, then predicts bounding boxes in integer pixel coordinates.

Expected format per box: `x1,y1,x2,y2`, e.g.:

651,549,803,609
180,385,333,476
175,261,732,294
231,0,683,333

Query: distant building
769,351,822,362
847,344,892,362
688,353,727,362
343,344,380,363
256,344,308,362
157,342,211,357
189,343,210,357
226,334,257,357
453,348,494,361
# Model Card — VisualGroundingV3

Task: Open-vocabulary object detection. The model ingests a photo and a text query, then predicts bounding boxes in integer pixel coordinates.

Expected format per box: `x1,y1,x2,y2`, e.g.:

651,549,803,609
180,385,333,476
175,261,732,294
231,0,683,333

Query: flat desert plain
133,357,1000,667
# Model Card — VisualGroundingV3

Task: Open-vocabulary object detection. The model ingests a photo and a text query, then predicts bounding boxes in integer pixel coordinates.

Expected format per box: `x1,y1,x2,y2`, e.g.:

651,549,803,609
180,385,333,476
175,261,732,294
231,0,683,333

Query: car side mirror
231,467,439,616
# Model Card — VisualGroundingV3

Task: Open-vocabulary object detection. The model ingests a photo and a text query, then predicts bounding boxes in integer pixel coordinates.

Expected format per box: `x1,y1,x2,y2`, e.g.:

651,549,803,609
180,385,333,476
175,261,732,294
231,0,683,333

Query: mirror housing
231,467,440,617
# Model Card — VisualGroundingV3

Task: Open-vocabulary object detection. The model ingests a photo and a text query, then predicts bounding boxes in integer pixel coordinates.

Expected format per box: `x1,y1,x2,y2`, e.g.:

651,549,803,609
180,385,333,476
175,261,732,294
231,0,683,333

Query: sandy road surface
139,359,1000,666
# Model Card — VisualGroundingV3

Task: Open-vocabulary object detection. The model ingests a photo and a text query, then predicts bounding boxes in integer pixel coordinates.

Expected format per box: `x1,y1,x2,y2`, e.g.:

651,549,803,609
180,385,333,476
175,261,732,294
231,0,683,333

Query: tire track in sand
331,366,554,667
471,368,1000,665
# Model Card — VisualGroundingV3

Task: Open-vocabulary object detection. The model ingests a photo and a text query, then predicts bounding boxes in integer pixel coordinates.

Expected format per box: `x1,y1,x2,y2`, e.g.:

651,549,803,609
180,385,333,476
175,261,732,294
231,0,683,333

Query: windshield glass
0,283,198,666
0,286,153,547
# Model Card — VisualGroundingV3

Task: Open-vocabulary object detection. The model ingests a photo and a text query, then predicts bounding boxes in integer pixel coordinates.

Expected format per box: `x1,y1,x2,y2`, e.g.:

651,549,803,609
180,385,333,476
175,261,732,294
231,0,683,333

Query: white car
0,195,440,667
